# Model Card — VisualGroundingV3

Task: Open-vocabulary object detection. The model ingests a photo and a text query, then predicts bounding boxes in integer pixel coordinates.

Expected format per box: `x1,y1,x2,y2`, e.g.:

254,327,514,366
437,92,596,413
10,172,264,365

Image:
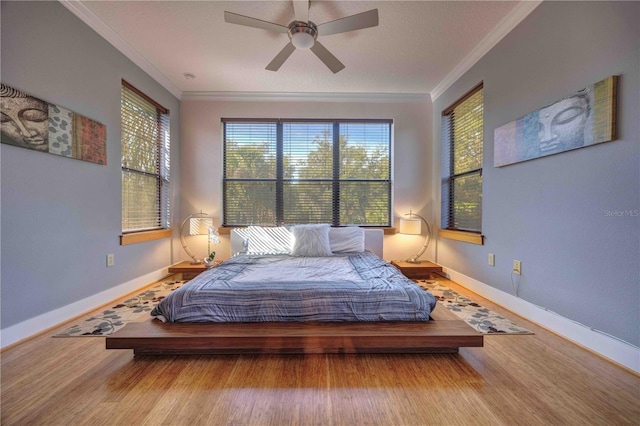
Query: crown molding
430,0,543,102
181,91,430,103
58,0,182,99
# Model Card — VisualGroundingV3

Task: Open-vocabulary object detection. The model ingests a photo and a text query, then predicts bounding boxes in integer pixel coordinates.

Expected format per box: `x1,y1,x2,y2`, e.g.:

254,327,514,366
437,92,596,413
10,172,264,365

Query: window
223,119,392,227
441,83,483,237
121,81,170,234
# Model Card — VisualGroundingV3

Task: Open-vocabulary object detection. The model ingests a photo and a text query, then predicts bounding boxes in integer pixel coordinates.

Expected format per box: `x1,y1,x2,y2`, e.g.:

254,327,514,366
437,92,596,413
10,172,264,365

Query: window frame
120,80,171,244
222,118,393,227
440,83,484,245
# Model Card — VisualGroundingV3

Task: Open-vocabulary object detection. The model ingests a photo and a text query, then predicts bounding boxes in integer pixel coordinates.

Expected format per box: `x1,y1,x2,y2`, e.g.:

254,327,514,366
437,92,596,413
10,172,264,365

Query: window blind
441,84,483,233
121,81,170,232
337,122,391,226
223,119,392,227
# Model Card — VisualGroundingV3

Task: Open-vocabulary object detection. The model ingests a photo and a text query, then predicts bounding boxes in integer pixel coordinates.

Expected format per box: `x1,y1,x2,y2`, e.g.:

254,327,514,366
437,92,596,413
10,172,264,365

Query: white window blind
121,81,170,232
223,119,392,227
441,84,483,233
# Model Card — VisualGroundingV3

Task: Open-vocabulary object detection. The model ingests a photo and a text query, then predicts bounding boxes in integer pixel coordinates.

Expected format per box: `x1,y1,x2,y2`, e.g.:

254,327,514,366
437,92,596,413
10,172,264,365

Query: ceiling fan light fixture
291,31,315,49
288,21,317,49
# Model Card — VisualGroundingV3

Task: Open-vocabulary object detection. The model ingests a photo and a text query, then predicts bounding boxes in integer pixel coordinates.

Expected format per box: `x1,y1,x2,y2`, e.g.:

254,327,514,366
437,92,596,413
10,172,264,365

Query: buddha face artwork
1,84,49,152
1,83,106,164
536,92,591,155
494,76,617,167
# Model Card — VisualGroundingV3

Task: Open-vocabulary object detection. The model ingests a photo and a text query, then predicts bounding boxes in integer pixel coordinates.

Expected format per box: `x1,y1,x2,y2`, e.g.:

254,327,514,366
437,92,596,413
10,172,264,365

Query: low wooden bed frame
106,304,482,355
105,229,483,355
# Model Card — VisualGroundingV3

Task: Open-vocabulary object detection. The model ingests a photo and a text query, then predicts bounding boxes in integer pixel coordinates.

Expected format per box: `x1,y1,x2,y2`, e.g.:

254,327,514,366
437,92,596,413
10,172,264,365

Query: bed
106,226,483,355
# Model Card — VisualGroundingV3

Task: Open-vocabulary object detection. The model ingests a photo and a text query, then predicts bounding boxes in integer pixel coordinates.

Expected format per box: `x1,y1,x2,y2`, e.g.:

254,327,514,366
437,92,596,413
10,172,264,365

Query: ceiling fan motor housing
288,21,317,49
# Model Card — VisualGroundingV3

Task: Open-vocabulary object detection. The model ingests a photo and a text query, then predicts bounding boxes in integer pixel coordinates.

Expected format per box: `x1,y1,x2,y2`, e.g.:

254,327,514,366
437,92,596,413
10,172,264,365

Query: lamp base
405,258,423,264
189,260,203,265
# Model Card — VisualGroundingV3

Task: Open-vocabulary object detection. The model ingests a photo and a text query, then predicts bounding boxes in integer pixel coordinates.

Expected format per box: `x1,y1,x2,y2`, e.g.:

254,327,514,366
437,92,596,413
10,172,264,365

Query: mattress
151,251,437,323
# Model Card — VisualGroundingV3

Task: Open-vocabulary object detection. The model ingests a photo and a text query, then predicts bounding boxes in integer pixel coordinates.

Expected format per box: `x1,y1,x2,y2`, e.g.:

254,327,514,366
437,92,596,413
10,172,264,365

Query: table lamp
399,210,432,264
180,211,217,264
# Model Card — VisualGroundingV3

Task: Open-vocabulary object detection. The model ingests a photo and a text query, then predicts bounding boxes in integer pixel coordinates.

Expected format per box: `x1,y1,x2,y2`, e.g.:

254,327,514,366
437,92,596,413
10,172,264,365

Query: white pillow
291,224,332,257
246,226,293,254
329,227,365,253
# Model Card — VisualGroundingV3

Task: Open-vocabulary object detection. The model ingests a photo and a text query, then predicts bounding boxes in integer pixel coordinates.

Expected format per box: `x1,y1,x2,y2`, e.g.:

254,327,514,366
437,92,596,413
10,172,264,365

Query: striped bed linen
151,251,437,323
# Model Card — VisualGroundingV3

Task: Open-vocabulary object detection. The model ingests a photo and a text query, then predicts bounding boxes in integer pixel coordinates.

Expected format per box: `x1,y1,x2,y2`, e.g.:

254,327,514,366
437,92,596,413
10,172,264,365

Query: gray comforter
151,251,437,323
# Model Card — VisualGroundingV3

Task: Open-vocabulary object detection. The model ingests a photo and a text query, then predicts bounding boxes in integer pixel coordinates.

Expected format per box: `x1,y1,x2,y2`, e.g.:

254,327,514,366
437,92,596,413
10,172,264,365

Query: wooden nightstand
390,260,443,280
168,260,220,280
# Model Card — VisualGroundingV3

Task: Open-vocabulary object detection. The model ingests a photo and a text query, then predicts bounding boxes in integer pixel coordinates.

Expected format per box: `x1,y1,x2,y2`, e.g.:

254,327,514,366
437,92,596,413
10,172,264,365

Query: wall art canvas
1,83,106,165
494,76,617,167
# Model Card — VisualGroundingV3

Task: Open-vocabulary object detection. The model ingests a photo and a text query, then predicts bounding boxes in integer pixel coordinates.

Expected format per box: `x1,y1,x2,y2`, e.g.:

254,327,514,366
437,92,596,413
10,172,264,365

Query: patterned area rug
54,279,185,337
417,280,533,334
54,278,532,337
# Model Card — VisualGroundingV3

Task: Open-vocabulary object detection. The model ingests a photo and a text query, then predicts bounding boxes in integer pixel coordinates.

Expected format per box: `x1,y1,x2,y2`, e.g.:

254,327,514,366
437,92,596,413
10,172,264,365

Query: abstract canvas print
494,76,617,167
1,83,106,165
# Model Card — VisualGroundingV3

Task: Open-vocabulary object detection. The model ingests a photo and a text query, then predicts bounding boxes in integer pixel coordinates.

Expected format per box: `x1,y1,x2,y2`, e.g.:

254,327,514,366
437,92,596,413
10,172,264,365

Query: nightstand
391,260,443,280
168,260,220,280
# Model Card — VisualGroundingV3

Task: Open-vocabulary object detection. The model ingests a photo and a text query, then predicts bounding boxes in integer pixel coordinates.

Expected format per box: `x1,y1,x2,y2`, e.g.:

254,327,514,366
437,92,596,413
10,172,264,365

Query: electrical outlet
488,253,495,266
107,254,115,267
513,260,522,275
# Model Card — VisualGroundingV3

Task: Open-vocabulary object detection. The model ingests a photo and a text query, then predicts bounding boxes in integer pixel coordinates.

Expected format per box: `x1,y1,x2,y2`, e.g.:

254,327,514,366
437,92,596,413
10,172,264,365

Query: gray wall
1,1,180,329
433,1,639,346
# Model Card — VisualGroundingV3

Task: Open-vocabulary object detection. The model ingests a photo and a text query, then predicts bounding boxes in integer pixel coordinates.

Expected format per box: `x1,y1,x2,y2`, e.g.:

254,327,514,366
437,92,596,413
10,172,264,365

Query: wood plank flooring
2,275,638,425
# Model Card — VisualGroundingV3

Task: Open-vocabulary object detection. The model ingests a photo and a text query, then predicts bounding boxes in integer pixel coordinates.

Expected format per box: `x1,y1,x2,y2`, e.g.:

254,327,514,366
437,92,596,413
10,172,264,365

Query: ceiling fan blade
317,9,379,36
224,11,289,33
292,0,309,23
266,42,297,71
310,41,345,73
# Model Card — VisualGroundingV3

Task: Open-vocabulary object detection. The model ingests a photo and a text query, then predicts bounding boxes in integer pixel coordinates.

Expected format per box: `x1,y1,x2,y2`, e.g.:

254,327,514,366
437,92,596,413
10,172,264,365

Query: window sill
120,229,172,245
438,229,484,245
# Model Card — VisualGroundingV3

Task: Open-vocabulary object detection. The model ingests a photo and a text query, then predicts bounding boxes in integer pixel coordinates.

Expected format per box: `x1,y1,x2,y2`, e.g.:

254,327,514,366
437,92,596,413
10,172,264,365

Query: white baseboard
443,267,640,374
0,267,168,349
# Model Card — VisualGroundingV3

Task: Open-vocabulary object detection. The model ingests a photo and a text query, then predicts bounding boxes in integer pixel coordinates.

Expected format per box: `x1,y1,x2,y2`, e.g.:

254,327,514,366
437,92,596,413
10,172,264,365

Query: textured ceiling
76,1,531,98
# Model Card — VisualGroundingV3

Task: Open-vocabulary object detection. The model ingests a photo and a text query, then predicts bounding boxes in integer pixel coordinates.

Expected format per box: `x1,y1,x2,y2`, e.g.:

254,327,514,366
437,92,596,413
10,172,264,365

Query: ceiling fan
224,0,379,73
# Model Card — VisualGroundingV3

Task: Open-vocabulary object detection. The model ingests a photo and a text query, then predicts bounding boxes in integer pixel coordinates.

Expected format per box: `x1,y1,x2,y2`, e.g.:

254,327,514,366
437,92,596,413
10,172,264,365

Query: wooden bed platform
106,303,483,356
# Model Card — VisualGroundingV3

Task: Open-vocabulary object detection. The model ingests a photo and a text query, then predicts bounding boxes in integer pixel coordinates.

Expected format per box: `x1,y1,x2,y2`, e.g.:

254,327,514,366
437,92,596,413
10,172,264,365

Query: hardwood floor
1,276,638,425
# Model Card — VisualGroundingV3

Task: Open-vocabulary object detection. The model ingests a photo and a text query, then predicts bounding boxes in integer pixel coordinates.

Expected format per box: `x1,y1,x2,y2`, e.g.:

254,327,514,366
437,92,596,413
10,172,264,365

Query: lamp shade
189,217,213,235
399,217,422,235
